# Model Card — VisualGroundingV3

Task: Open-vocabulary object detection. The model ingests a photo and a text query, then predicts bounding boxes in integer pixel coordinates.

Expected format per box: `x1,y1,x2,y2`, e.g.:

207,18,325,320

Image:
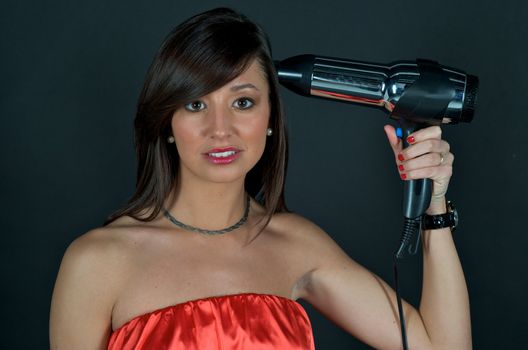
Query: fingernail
398,154,405,161
407,136,415,144
396,128,403,138
398,164,404,171
400,173,407,180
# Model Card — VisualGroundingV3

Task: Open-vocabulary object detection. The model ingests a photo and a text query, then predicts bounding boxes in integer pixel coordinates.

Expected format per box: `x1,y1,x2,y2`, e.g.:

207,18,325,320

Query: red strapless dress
107,293,315,350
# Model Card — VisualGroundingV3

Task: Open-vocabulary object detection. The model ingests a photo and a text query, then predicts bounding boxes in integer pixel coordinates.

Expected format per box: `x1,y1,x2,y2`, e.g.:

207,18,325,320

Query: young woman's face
170,59,271,185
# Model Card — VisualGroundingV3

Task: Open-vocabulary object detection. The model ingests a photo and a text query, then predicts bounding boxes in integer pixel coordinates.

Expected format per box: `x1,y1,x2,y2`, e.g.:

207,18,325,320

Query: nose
207,104,233,139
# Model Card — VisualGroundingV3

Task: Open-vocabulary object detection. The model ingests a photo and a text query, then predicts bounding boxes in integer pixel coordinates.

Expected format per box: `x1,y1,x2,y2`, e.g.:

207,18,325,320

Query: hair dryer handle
399,121,432,219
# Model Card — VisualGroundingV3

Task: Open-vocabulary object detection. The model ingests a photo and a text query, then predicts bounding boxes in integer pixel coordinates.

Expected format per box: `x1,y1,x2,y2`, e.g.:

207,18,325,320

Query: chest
111,232,301,330
137,241,290,290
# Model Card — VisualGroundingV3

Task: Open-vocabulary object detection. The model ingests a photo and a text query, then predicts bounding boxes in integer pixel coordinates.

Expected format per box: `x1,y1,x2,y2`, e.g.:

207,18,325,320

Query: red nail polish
400,173,407,180
398,154,405,161
398,164,404,171
407,136,415,144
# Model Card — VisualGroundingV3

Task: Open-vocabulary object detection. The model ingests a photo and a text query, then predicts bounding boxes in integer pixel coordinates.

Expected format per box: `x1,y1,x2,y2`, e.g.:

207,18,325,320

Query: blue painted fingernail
396,127,403,138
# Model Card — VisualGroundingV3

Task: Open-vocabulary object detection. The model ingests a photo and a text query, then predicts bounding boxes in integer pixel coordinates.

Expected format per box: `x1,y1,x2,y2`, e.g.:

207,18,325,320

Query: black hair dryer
274,54,479,257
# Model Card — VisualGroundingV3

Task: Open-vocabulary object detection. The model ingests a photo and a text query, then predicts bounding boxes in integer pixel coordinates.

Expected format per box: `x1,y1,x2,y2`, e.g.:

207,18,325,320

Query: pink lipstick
204,147,241,164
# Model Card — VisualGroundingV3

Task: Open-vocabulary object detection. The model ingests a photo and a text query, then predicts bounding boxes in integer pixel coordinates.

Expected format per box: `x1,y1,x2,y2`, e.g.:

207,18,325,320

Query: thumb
383,124,402,155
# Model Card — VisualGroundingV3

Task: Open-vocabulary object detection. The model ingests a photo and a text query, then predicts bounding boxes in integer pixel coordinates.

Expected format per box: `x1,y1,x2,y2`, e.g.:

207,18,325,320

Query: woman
49,7,471,350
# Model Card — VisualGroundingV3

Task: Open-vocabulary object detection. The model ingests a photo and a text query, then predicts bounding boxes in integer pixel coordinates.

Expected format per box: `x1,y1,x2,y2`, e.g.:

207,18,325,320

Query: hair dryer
274,54,479,258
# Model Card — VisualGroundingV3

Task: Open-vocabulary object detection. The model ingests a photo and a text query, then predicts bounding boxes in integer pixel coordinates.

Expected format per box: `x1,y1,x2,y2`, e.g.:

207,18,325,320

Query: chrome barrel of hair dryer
275,54,479,257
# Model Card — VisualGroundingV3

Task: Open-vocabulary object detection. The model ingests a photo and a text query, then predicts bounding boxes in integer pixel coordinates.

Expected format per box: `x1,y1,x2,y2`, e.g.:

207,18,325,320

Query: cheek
171,121,200,158
244,109,270,153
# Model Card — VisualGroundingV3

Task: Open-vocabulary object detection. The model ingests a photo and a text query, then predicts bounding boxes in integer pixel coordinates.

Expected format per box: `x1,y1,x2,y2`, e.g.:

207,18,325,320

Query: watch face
453,208,459,228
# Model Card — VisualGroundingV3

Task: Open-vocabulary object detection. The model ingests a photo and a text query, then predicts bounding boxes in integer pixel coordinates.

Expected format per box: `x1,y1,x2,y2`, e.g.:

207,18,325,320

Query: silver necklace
162,194,250,235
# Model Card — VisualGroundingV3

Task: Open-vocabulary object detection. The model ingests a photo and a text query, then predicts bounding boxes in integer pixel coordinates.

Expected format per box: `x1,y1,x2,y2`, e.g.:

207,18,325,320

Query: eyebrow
230,83,260,92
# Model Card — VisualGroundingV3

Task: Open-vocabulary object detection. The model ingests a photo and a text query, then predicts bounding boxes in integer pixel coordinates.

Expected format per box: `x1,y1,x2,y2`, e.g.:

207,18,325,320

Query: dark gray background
2,0,527,349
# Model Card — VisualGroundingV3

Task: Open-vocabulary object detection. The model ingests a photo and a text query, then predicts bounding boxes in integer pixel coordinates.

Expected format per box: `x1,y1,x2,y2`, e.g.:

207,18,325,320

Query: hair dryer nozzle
274,54,315,96
460,74,479,123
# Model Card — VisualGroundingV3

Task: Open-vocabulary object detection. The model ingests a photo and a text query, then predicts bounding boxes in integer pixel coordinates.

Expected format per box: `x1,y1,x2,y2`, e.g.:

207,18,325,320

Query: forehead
226,59,268,90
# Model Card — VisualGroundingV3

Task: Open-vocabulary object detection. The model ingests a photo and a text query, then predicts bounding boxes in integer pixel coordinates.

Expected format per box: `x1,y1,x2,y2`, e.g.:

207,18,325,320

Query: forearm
418,197,471,349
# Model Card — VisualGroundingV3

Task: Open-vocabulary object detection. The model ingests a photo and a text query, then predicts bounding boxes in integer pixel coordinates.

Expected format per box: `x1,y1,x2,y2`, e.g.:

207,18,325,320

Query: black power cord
394,216,423,350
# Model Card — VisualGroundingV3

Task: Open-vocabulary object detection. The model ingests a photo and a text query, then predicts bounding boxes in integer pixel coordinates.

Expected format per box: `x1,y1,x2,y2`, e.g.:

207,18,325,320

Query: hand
383,124,454,209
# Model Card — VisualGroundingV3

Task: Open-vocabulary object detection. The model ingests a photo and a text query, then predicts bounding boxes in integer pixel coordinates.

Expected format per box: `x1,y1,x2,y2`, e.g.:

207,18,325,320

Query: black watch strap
422,200,458,231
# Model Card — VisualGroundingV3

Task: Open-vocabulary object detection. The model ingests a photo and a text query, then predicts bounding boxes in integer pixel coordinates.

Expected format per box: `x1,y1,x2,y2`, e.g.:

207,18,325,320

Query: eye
233,97,254,110
184,100,206,112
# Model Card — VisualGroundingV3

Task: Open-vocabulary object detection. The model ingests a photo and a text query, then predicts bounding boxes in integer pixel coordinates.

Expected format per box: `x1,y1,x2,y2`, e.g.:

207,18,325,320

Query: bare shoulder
49,218,145,349
61,215,161,281
63,218,142,274
268,211,342,250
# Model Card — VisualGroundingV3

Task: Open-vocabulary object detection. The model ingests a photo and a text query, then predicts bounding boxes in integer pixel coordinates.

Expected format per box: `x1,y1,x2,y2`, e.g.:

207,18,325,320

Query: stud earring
266,128,273,136
167,136,175,143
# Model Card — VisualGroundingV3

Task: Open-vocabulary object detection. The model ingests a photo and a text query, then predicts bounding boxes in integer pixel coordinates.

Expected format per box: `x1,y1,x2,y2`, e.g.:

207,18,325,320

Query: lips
204,146,242,165
205,146,241,154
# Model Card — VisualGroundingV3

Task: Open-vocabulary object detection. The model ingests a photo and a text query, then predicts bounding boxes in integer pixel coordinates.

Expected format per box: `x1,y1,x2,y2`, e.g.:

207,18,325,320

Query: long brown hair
104,7,290,228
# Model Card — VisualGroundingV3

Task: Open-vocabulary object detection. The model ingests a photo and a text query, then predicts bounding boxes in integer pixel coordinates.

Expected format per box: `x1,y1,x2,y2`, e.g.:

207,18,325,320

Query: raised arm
396,125,471,349
294,125,470,349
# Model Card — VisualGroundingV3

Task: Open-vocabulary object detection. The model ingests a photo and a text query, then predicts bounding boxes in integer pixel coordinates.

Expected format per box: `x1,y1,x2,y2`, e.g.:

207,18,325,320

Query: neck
164,175,248,231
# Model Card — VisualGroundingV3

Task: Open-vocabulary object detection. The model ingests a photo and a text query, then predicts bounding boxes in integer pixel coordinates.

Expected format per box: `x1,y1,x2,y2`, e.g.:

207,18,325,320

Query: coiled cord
396,217,421,259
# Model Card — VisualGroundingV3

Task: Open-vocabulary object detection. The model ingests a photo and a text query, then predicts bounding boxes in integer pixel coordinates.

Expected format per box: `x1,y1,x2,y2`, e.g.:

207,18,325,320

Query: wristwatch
422,200,458,231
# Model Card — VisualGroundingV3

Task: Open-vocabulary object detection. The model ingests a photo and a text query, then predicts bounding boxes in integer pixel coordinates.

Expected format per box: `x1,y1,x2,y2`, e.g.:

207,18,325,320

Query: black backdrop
2,0,527,349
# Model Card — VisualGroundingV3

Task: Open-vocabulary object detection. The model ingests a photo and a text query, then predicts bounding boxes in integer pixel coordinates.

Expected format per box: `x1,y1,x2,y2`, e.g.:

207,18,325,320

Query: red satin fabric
107,293,315,350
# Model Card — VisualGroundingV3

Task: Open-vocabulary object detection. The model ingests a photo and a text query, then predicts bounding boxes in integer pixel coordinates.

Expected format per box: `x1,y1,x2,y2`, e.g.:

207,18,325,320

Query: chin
197,163,250,183
201,172,247,185
180,153,260,184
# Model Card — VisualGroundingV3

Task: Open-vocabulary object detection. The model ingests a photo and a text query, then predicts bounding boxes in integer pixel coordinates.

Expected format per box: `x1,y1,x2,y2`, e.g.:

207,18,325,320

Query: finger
398,152,454,173
405,125,442,144
400,165,453,181
383,124,402,155
399,139,450,161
